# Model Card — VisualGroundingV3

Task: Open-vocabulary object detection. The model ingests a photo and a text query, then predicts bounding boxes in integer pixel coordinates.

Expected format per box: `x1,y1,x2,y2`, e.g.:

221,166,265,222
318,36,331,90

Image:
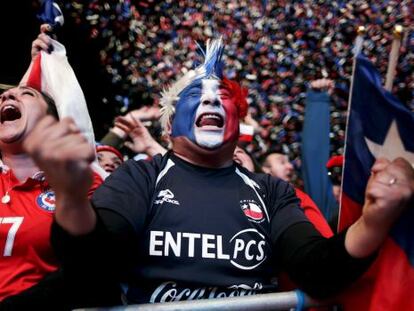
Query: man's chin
195,140,222,150
194,131,224,149
172,136,237,168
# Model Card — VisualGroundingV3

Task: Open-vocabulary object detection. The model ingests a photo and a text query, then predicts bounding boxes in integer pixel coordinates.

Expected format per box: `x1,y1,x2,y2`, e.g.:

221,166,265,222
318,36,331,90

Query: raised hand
23,116,95,200
128,106,161,121
31,25,53,59
310,78,334,95
114,115,166,156
363,158,414,228
345,157,414,258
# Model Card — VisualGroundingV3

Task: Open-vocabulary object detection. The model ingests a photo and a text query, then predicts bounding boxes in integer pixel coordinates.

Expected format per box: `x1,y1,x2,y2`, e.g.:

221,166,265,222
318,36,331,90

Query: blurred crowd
61,0,413,178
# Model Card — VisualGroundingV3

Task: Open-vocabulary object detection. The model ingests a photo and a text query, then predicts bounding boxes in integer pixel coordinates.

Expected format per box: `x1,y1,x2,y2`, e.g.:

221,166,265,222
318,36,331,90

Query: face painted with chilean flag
171,78,240,149
160,38,248,153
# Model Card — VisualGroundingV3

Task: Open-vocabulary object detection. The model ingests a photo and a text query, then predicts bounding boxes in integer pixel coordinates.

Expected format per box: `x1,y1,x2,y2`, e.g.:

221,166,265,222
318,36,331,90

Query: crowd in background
61,0,413,182
0,2,413,308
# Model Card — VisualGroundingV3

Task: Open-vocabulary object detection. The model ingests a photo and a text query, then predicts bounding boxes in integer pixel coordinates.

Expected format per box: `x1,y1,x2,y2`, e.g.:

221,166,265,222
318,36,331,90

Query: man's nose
201,98,221,106
105,162,115,168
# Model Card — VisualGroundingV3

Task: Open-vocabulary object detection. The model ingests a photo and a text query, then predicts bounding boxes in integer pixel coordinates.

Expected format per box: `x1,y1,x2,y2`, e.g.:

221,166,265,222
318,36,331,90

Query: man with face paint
23,38,414,307
163,63,246,169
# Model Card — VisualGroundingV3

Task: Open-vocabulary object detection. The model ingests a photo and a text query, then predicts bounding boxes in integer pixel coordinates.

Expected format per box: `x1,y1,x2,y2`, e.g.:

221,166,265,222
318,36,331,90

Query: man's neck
2,153,41,182
172,137,235,169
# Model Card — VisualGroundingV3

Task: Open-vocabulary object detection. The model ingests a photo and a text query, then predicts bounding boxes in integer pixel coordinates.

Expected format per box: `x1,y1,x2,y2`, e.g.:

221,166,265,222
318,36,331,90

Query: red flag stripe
26,54,42,92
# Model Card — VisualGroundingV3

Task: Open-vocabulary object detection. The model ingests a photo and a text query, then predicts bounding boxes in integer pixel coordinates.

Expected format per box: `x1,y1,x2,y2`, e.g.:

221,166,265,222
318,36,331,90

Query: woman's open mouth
0,105,22,123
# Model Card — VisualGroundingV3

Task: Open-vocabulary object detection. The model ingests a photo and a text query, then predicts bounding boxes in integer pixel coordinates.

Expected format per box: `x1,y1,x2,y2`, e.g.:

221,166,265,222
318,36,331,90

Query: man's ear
262,166,271,174
166,121,172,135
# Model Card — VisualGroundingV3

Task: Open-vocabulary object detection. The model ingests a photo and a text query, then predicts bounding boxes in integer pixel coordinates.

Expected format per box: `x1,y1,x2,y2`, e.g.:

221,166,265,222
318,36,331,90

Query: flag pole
347,26,365,108
337,26,365,232
384,25,403,92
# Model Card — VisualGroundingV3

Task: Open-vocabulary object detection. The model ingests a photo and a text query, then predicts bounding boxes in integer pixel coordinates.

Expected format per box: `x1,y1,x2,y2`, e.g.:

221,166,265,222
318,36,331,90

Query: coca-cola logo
150,281,263,303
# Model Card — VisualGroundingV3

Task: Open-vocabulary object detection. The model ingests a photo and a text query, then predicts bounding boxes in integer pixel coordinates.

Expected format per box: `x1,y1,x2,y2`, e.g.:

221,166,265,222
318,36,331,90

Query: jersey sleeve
277,223,375,298
91,157,159,234
259,174,310,245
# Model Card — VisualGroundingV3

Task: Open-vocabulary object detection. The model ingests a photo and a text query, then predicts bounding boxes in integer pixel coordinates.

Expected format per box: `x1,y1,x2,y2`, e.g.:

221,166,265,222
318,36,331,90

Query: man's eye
188,92,200,97
218,92,230,98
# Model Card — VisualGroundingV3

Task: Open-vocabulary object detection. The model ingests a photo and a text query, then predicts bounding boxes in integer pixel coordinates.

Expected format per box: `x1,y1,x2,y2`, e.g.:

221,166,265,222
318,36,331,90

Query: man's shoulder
234,167,287,195
118,153,166,176
244,169,288,188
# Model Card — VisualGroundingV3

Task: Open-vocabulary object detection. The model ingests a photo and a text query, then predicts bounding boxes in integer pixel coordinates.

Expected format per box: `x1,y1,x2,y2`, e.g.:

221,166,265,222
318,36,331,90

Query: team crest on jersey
36,190,56,212
240,200,264,222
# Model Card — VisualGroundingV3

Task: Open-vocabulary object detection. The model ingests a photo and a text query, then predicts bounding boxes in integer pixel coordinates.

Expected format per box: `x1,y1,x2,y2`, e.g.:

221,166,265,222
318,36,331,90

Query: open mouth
104,167,115,173
0,105,22,123
196,113,224,128
233,157,242,165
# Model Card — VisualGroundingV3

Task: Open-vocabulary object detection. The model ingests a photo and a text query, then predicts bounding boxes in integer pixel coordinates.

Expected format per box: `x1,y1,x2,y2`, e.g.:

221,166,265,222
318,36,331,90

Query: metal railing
76,290,326,311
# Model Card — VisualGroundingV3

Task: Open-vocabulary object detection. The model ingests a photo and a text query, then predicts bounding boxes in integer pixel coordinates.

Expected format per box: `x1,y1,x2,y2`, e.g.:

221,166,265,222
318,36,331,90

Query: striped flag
338,54,414,310
20,38,108,179
37,0,64,30
239,123,254,142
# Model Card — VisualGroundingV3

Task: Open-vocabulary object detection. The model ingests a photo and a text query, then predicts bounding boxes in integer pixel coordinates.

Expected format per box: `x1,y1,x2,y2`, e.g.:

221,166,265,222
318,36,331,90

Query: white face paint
194,79,226,149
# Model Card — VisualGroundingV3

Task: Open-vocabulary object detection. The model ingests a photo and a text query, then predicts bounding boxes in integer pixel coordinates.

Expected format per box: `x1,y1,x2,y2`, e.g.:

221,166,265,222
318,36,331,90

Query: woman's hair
40,90,59,120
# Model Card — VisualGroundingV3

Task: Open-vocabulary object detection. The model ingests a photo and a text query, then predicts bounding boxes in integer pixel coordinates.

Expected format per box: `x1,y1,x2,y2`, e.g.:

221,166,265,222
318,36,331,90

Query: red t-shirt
0,169,102,300
295,188,333,238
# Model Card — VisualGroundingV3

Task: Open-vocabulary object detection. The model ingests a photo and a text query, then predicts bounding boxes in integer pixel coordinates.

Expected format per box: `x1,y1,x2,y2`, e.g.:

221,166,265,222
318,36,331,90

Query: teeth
0,104,21,123
196,113,224,128
2,105,15,112
202,114,220,120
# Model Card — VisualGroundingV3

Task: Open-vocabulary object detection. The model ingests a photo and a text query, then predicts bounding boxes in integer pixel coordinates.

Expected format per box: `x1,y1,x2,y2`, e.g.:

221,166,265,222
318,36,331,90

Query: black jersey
92,152,309,303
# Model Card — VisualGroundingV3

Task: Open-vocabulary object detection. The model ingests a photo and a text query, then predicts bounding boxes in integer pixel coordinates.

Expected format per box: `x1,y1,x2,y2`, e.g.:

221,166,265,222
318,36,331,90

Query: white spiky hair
159,37,225,133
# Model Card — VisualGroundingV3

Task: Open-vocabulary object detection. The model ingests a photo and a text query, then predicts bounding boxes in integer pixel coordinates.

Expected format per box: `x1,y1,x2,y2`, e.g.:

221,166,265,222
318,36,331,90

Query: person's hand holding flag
345,157,414,259
31,29,53,59
365,158,414,229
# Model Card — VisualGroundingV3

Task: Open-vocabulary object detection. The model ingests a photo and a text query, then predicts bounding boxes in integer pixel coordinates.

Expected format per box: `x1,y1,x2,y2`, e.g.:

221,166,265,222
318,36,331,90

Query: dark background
0,1,115,140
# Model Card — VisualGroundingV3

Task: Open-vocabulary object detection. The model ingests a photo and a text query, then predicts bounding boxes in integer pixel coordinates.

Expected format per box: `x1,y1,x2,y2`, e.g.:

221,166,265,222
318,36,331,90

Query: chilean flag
239,123,254,142
20,39,108,180
242,202,263,221
338,54,414,310
37,0,64,30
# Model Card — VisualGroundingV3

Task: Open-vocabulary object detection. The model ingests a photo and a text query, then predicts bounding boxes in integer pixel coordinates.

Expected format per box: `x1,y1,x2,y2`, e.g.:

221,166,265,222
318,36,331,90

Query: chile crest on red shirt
36,190,56,212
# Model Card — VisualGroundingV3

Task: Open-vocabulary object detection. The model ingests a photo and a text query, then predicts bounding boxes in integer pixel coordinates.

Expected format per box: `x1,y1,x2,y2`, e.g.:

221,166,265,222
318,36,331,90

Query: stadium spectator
301,78,341,230
326,155,344,203
0,28,119,310
326,154,344,231
96,144,124,174
262,153,294,183
262,152,333,237
61,0,414,178
23,37,414,308
0,85,62,303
